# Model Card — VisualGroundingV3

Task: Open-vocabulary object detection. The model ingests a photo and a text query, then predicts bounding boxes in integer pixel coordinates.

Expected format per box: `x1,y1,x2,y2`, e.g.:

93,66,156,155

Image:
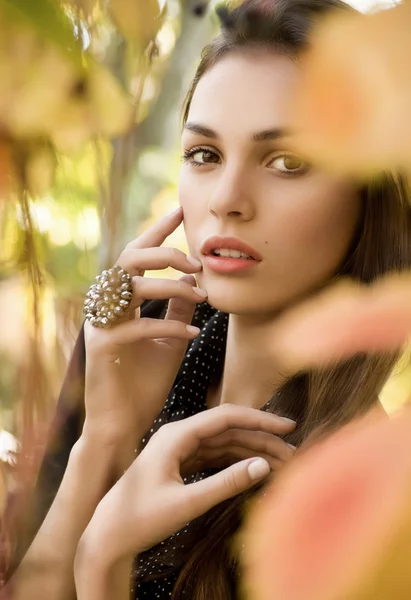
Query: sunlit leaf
87,64,133,136
0,29,80,138
108,0,163,47
49,64,133,150
0,0,82,65
0,22,131,146
242,409,411,600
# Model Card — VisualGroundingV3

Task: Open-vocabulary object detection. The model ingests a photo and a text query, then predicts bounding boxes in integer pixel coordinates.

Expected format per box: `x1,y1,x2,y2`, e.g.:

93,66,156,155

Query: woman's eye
268,154,310,175
183,148,220,166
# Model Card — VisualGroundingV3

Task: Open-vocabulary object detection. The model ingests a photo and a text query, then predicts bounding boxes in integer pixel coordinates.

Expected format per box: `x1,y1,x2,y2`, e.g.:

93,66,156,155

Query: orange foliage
291,2,411,175
243,409,411,600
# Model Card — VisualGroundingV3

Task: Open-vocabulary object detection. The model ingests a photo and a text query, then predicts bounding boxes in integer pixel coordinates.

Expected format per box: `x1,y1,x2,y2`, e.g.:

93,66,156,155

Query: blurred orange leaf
243,409,411,600
0,5,133,148
271,274,411,370
291,2,411,175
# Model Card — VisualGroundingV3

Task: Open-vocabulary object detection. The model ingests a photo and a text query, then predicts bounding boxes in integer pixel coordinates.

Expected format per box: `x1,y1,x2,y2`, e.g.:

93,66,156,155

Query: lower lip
203,255,259,274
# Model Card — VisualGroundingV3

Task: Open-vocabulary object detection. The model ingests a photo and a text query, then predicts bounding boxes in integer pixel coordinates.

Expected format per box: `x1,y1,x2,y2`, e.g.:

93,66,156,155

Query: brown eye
269,153,310,175
192,150,219,164
283,156,303,170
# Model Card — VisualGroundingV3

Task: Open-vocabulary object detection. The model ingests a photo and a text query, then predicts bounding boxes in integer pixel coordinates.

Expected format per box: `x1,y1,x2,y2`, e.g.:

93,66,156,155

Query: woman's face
179,50,361,316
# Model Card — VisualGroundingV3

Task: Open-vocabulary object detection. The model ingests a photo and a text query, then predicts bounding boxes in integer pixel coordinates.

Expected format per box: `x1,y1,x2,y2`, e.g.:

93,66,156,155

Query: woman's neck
208,312,289,410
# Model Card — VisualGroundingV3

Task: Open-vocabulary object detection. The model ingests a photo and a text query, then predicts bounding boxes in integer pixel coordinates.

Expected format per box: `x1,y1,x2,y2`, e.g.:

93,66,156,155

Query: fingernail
248,458,271,481
186,325,200,336
287,443,297,451
280,417,297,425
192,286,208,298
187,256,202,268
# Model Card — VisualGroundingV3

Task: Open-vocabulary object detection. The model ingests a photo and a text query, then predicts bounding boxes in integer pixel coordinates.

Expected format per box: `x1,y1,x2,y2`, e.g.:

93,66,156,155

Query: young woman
8,0,411,599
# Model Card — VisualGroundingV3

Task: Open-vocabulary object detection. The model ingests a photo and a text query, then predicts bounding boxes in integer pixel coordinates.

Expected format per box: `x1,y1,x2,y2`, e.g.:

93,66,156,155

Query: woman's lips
202,254,259,274
200,236,262,274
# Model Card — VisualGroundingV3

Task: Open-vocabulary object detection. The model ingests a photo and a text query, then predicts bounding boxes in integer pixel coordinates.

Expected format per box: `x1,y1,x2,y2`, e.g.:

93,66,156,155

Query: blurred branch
136,0,214,150
98,0,215,267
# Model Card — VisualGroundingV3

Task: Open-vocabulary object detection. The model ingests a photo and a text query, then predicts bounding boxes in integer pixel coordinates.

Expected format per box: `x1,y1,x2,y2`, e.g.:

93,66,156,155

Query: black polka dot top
132,301,229,598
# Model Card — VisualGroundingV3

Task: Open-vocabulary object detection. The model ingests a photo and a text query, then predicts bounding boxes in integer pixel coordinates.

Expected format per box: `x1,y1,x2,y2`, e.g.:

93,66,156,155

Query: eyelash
182,146,311,177
182,146,218,168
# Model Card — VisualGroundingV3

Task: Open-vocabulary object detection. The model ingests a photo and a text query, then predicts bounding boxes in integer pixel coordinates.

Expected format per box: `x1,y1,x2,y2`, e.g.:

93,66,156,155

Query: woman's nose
208,166,256,221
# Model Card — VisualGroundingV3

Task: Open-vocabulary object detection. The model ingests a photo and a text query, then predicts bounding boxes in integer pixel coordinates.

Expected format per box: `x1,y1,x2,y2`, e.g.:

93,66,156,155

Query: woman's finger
200,429,295,462
165,275,199,322
162,275,199,353
183,458,271,517
126,206,184,250
129,276,207,310
118,247,202,277
186,446,286,473
156,404,296,460
85,318,200,357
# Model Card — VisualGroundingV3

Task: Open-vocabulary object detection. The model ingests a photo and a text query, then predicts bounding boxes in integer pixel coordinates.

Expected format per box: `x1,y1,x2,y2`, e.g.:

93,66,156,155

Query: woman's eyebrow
252,128,288,141
184,122,218,138
184,122,288,142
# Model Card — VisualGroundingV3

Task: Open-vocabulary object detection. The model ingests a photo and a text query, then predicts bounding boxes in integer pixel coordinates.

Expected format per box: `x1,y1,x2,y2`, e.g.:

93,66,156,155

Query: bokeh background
0,0,409,469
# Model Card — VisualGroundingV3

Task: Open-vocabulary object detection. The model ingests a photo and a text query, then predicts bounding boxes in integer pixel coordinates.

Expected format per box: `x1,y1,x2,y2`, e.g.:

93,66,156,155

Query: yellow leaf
108,0,162,47
88,65,133,136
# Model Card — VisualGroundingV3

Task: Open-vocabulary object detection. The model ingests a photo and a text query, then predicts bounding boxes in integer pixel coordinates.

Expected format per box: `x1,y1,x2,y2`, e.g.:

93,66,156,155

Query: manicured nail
248,458,271,481
192,286,208,298
187,256,202,268
287,443,297,451
186,325,200,336
280,417,297,425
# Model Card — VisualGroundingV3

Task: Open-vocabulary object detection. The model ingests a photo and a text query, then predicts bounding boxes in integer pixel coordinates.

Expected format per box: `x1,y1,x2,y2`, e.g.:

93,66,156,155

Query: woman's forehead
186,51,300,138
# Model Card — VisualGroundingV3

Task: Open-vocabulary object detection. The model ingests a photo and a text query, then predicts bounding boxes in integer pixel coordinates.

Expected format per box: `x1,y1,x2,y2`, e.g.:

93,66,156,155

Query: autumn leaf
242,409,411,600
108,0,163,47
0,0,82,65
290,2,411,175
271,274,411,370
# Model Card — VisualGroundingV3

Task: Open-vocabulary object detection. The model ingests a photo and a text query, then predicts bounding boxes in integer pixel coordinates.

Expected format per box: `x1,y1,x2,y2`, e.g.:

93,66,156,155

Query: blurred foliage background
1,0,411,596
0,0,219,450
0,0,409,465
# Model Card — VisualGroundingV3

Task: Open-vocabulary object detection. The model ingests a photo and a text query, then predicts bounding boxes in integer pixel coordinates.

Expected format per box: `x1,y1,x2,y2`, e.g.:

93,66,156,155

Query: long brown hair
169,1,411,597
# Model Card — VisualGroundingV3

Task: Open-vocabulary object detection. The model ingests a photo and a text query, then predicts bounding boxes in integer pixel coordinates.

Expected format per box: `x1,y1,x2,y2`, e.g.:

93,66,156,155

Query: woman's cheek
286,181,360,261
179,174,208,258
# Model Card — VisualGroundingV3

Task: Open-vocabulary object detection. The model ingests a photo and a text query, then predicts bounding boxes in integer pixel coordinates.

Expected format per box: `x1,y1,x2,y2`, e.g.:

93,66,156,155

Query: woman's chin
204,287,275,317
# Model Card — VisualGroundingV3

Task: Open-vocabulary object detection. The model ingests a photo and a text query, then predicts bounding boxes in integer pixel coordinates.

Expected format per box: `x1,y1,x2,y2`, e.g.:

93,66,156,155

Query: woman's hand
83,206,206,466
74,404,296,600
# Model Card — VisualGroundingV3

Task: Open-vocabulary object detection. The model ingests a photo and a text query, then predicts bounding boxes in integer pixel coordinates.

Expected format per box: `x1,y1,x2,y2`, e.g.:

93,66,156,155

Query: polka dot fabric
132,302,229,598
